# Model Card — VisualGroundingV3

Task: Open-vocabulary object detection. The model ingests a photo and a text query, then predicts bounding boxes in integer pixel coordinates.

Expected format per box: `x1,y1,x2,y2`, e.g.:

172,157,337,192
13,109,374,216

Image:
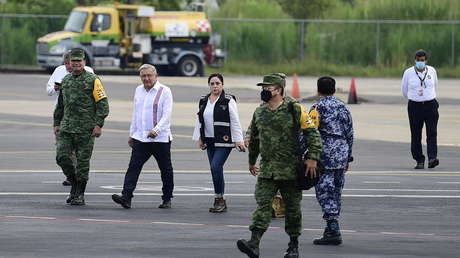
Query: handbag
288,102,322,190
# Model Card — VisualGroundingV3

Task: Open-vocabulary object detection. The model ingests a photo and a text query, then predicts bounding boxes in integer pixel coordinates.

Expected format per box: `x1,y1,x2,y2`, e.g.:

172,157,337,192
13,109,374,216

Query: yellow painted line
0,120,191,138
0,149,201,155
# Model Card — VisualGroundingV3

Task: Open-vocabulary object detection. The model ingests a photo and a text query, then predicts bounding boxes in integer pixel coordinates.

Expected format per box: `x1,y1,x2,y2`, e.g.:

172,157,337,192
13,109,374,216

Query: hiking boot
209,197,227,213
70,180,87,206
284,236,299,258
158,200,171,209
428,158,439,168
313,219,342,245
112,194,131,209
237,229,263,258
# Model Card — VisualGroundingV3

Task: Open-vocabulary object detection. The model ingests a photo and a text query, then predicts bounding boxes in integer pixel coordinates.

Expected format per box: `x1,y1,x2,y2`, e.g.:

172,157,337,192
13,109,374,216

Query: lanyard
414,67,428,88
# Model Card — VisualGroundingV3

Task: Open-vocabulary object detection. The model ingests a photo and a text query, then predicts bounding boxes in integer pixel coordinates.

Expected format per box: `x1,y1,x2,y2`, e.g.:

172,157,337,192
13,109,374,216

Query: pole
451,24,455,66
299,21,305,61
375,22,380,66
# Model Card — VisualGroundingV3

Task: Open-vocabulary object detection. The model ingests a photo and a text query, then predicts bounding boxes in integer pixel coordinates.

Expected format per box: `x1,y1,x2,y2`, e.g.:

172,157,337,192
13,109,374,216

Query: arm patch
294,103,316,129
93,78,107,102
308,105,320,128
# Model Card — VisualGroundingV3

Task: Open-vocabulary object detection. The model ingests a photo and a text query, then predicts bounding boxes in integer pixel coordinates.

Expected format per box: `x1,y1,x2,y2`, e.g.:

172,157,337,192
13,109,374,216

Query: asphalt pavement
0,73,459,258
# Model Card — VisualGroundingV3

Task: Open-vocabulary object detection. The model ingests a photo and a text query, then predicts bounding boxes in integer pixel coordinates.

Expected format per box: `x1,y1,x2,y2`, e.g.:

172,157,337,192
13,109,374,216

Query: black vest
198,90,236,147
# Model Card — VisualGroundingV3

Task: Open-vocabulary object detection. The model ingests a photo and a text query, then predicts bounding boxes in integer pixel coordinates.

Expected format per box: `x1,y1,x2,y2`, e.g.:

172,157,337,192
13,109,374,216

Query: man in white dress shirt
401,49,439,169
46,51,94,186
112,64,174,209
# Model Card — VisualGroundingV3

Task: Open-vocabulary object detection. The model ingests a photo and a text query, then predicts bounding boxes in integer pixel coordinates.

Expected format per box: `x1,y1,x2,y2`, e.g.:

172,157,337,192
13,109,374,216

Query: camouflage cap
70,49,85,61
256,73,286,88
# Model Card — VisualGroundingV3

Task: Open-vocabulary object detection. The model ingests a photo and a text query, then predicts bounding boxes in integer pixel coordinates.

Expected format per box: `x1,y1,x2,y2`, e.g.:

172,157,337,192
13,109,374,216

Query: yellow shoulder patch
93,78,107,102
294,103,316,129
308,106,320,128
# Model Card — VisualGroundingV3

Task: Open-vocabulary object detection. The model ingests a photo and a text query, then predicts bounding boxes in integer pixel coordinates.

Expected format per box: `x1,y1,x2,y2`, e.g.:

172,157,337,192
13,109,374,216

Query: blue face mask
415,61,426,70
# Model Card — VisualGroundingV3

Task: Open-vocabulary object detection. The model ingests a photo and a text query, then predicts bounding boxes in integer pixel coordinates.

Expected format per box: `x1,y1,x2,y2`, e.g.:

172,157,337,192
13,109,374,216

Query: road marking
3,215,56,220
437,182,460,184
2,169,460,174
0,119,191,138
0,149,200,155
345,188,460,192
1,192,460,198
363,181,401,184
1,215,459,241
79,218,130,223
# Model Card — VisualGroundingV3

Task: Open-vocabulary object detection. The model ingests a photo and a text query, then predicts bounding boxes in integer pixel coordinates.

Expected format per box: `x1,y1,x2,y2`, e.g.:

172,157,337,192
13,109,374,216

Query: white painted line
4,215,56,220
79,219,130,223
346,188,460,192
2,170,460,176
380,232,411,235
437,182,460,184
1,192,460,198
363,181,401,184
2,215,460,240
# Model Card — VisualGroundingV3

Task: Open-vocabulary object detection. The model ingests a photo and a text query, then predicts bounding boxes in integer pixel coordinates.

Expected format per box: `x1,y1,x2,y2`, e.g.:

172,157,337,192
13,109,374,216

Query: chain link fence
0,14,459,68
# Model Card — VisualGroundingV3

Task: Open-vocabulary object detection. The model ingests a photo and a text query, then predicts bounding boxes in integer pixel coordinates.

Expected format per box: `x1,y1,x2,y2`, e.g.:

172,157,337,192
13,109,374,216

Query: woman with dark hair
193,73,245,213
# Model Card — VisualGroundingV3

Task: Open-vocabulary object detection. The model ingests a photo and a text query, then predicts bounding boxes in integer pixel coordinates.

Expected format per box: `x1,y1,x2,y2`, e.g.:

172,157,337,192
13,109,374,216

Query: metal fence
211,18,460,67
1,14,459,68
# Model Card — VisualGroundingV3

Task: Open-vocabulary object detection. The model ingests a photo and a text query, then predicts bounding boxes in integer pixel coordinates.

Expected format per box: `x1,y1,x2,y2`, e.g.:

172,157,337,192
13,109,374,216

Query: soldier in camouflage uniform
237,73,322,258
53,49,109,206
309,76,353,245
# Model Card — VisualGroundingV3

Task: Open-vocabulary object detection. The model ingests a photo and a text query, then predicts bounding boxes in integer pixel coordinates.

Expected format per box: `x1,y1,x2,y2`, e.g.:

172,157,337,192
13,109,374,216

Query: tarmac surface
0,73,459,258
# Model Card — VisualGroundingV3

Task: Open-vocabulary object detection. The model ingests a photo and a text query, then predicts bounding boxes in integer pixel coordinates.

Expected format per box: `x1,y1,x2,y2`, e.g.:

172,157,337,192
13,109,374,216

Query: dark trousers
204,138,232,195
122,139,174,201
408,99,439,162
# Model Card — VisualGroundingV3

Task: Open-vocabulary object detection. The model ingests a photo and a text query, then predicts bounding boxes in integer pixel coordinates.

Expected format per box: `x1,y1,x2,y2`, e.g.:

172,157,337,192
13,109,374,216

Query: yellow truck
36,3,224,76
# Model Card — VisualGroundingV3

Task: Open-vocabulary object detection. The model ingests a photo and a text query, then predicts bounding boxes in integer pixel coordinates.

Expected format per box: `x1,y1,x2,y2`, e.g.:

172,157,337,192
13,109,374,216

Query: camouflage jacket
53,70,109,133
310,96,353,169
248,97,322,180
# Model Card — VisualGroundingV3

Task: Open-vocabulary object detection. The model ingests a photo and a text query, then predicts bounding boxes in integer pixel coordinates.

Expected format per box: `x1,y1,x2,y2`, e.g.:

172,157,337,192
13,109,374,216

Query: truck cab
37,3,224,76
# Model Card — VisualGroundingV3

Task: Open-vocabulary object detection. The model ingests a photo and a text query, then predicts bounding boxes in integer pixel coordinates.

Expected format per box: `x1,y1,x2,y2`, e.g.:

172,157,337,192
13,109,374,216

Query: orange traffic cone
291,73,300,99
347,78,358,104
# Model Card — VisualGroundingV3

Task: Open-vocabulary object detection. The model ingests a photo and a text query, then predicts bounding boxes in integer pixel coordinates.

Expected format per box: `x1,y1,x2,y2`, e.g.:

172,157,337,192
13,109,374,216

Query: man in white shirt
46,51,94,186
401,49,439,169
112,64,174,209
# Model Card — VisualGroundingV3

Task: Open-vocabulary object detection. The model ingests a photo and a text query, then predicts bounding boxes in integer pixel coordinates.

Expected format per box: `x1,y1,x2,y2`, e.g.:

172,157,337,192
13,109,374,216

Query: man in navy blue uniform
309,76,354,245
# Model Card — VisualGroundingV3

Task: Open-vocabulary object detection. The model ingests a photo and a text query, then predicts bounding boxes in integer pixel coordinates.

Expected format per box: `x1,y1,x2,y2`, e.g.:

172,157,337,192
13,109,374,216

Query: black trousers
407,99,439,162
122,139,174,201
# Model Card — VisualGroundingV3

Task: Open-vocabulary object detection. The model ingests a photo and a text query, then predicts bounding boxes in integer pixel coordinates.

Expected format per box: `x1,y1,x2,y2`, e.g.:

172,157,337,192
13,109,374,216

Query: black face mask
260,89,273,102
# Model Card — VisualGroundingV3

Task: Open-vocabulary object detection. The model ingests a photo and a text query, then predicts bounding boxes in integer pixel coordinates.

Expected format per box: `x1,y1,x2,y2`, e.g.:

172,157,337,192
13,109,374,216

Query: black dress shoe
112,194,131,209
428,159,439,168
414,162,424,169
62,180,71,186
158,200,171,209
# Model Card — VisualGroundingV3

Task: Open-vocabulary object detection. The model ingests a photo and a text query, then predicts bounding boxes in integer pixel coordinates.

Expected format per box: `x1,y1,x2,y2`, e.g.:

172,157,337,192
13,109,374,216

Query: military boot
284,236,299,258
210,197,227,213
313,219,342,245
237,229,263,258
65,175,77,204
70,180,87,206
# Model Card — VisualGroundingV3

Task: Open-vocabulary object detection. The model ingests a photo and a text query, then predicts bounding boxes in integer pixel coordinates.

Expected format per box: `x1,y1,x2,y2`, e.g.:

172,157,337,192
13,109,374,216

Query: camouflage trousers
56,132,95,182
55,135,76,179
250,178,303,237
315,169,345,220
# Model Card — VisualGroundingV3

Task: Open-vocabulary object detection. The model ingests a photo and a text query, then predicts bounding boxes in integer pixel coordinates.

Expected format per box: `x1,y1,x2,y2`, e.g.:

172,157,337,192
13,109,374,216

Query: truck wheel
177,56,202,77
